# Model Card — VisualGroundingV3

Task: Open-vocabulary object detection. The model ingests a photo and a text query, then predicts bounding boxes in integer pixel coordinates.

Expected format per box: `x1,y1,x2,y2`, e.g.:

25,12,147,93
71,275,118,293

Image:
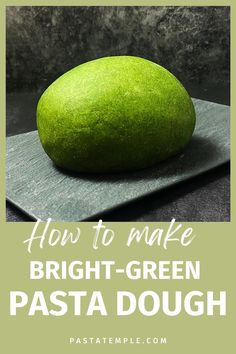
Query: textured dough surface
37,56,196,173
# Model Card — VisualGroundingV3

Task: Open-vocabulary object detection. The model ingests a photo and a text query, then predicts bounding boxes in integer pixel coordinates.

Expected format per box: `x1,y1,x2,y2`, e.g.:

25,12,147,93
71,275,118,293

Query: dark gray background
6,6,230,221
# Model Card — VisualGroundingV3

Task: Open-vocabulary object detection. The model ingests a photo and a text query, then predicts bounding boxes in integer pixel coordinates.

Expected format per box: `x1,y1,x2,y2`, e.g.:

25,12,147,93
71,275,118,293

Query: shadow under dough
53,135,221,182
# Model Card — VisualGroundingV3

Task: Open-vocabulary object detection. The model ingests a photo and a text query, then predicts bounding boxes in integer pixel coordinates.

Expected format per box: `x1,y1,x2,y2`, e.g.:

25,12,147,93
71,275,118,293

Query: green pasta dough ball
37,56,196,173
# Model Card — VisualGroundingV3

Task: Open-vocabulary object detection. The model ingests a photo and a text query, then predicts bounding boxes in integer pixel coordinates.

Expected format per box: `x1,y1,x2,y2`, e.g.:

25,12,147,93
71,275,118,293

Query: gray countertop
6,90,230,222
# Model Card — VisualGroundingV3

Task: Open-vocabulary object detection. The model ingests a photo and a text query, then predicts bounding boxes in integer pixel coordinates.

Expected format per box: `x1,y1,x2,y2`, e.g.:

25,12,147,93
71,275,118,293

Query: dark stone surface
6,164,230,222
6,6,230,94
6,97,230,221
96,164,230,222
6,94,230,222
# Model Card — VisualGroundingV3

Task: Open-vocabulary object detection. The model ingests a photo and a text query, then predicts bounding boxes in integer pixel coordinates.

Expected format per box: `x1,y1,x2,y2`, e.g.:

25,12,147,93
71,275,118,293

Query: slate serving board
6,98,230,221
